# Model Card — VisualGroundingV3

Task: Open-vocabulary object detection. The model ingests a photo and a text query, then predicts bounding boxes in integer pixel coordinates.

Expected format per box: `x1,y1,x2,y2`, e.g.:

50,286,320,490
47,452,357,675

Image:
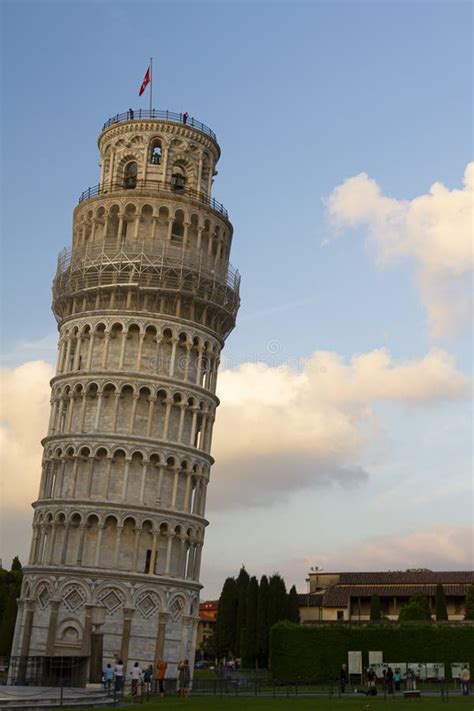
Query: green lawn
117,696,472,711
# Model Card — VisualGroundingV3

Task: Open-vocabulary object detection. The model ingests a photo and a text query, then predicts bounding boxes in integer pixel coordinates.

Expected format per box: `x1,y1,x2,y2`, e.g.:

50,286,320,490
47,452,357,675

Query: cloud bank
291,523,474,576
210,348,469,507
326,162,474,339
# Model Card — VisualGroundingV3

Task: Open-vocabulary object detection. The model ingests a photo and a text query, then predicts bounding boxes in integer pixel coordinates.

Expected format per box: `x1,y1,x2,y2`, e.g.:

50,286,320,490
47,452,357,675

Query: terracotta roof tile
336,571,474,585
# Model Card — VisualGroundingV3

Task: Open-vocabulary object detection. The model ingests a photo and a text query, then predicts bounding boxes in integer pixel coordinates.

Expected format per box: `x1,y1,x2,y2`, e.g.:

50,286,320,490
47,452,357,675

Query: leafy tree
235,567,250,656
256,575,270,667
242,576,259,667
268,574,288,629
287,585,300,624
0,558,23,656
435,584,448,621
464,583,474,620
399,594,432,621
215,577,238,657
370,594,382,621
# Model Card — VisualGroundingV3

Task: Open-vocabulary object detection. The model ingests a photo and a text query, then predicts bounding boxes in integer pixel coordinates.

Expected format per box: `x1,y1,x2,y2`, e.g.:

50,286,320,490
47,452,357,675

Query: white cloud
209,348,470,507
0,349,469,566
326,162,474,339
0,361,54,514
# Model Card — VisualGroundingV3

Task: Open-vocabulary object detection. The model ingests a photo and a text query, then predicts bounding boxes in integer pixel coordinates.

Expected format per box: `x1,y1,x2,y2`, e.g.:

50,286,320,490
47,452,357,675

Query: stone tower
11,109,240,685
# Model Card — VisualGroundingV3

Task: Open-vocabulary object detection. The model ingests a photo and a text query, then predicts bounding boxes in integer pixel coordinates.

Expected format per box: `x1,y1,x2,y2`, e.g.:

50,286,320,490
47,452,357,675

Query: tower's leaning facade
11,110,239,684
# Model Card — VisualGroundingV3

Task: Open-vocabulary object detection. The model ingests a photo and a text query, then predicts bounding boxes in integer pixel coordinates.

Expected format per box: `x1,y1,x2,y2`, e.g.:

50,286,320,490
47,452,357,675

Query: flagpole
149,57,153,113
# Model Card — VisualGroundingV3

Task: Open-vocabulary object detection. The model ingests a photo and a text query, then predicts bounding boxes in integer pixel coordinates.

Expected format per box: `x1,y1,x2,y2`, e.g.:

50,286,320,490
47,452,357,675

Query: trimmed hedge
270,622,474,680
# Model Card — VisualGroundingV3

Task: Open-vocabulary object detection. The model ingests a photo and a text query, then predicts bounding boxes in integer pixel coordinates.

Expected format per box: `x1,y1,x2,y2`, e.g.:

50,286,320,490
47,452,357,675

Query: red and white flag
139,66,150,96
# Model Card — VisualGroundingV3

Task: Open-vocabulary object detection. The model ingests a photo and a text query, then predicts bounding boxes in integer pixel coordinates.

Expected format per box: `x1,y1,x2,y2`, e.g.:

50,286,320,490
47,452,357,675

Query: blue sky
1,0,472,593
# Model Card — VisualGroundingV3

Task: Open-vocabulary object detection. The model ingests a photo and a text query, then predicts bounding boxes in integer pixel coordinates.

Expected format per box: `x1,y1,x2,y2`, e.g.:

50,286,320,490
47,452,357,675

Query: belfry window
124,161,138,189
172,167,186,192
150,140,162,165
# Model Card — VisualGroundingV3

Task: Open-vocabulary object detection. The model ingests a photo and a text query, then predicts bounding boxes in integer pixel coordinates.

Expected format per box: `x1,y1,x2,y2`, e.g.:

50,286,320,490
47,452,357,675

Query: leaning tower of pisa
11,109,240,685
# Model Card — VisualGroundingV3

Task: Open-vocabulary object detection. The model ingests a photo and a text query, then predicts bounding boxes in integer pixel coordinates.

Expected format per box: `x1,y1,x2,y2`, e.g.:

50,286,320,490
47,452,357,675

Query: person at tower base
114,659,124,693
339,664,348,693
130,662,142,696
178,659,190,698
156,659,167,697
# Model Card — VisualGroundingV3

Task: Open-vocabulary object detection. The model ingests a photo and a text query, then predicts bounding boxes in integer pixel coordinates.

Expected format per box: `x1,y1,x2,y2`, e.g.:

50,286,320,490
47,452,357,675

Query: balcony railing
102,109,217,141
78,180,228,219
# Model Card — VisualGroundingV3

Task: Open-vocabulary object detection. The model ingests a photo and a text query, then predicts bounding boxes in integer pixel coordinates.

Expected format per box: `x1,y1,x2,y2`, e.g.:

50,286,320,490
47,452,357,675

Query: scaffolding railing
55,243,240,293
78,180,228,219
102,109,217,141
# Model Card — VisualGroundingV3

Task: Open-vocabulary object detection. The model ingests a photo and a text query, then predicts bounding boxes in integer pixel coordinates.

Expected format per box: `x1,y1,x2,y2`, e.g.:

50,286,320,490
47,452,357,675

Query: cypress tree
464,583,474,620
235,567,250,656
435,583,448,620
242,576,259,667
256,575,269,667
370,594,382,621
268,574,288,628
287,585,300,623
215,577,238,657
11,556,22,572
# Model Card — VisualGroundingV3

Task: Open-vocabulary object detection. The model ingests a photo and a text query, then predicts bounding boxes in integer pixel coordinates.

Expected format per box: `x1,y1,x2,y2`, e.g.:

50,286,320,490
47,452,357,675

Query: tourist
156,659,168,697
406,668,416,691
143,664,153,693
130,662,142,697
386,666,394,694
178,659,191,698
182,112,189,125
339,664,348,693
104,663,114,691
366,667,377,696
394,668,401,692
114,659,124,694
460,665,470,696
128,108,134,120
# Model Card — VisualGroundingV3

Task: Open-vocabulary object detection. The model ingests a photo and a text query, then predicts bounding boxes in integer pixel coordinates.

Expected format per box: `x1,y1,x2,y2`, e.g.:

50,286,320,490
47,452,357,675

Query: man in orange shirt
156,659,168,697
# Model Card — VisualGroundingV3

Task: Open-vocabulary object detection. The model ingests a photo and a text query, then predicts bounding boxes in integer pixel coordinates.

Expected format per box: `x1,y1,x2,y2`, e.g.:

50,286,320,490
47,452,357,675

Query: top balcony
78,180,229,219
101,109,217,142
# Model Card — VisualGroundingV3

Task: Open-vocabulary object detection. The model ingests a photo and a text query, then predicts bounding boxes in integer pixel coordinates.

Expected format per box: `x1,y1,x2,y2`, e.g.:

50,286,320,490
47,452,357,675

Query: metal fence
77,180,229,219
102,110,217,141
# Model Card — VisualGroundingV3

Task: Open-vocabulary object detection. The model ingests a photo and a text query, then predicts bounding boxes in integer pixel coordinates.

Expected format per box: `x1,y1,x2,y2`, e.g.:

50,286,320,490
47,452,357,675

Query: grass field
115,696,472,711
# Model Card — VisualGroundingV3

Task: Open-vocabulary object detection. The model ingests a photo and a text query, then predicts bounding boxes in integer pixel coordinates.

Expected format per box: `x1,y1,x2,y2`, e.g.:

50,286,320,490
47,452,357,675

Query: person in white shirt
114,659,124,694
130,662,142,697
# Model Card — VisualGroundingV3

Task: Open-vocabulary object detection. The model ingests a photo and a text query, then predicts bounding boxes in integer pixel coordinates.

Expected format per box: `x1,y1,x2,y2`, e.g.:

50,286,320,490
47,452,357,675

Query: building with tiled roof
196,600,219,655
299,570,473,623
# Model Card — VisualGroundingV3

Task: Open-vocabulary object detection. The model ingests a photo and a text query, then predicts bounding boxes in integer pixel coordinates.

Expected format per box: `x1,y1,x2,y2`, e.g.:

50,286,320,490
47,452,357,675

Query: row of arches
48,381,216,452
23,572,197,620
56,321,221,391
73,202,231,264
39,446,209,514
30,511,204,581
52,279,237,342
100,130,216,198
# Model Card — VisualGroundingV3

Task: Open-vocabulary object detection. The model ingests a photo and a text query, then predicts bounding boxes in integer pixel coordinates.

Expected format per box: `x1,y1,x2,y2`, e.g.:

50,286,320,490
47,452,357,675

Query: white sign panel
387,663,407,675
372,663,387,679
348,651,362,675
369,651,383,665
408,663,427,679
452,663,470,679
426,664,445,679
